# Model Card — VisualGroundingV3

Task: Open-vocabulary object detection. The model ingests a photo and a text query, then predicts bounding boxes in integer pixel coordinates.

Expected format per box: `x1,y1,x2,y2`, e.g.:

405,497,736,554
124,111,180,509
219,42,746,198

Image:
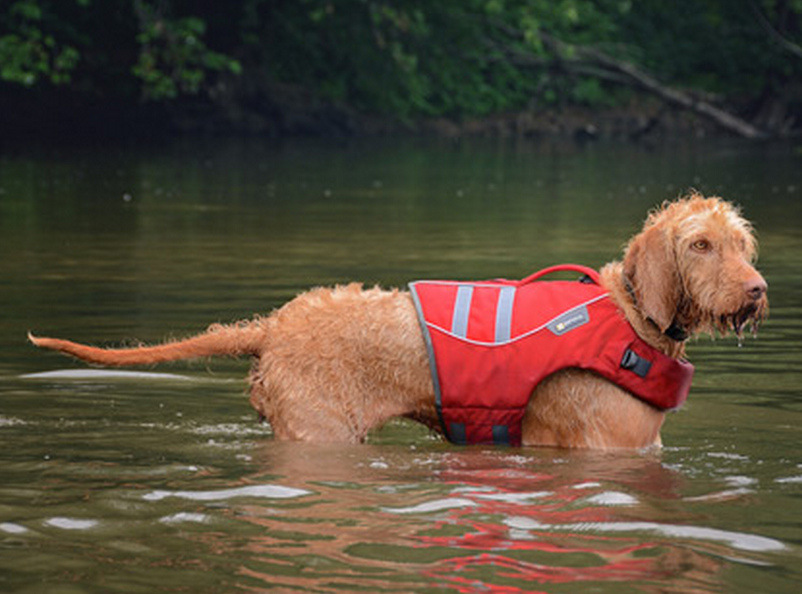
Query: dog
29,193,767,449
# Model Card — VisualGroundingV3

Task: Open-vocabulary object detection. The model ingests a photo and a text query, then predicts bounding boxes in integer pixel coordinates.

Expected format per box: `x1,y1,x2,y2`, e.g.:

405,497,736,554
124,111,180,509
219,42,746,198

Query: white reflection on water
0,416,26,427
160,512,210,524
21,369,195,381
382,497,477,514
504,516,786,552
775,475,802,484
470,491,552,504
0,522,29,534
44,517,99,530
583,491,639,506
143,484,311,502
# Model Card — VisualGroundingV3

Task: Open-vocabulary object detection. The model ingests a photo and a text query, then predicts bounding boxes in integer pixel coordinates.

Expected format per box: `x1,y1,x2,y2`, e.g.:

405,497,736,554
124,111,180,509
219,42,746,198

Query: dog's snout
744,276,768,301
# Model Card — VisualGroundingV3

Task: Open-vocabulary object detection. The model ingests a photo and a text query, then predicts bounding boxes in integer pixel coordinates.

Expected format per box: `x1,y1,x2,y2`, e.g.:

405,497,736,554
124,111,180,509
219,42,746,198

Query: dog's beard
679,298,768,343
718,299,768,343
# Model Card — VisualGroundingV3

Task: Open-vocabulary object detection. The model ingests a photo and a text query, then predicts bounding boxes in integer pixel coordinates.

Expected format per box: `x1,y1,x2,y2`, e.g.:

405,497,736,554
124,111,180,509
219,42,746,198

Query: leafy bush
1,0,799,135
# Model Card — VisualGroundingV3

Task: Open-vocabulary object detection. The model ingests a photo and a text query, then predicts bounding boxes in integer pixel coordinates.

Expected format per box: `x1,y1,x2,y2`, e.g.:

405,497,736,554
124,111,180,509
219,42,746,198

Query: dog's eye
691,239,711,252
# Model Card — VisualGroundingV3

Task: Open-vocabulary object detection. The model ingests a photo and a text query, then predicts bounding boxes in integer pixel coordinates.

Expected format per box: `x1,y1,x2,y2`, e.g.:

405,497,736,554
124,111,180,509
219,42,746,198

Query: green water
1,137,800,592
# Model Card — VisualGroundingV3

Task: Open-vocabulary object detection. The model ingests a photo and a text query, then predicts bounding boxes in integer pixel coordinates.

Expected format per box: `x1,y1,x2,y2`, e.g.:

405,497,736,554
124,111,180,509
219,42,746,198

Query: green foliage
0,0,81,86
571,77,615,106
131,1,241,100
0,0,800,131
0,0,241,101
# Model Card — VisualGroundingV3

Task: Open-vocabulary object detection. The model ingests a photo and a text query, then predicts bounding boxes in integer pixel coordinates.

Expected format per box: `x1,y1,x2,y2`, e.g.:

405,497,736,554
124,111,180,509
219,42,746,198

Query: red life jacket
408,264,694,446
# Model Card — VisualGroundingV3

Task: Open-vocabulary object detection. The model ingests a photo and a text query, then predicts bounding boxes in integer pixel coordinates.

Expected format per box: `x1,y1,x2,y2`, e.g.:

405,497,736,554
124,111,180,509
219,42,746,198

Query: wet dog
30,193,767,448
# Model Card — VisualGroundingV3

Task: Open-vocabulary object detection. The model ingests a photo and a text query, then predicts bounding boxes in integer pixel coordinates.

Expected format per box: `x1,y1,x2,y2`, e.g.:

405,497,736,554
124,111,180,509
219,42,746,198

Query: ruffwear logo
547,306,590,336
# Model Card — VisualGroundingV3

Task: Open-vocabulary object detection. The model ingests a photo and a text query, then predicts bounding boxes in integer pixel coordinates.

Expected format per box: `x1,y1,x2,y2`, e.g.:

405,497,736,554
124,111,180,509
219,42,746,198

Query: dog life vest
408,264,694,446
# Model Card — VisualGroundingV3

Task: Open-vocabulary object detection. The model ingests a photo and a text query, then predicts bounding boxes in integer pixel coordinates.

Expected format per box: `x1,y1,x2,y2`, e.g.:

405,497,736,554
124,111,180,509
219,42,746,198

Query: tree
0,0,83,86
1,0,800,138
0,0,239,100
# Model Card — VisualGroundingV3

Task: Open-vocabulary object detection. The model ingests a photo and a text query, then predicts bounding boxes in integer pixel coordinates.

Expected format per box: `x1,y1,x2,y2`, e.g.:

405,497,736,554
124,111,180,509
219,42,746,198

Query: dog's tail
28,320,266,367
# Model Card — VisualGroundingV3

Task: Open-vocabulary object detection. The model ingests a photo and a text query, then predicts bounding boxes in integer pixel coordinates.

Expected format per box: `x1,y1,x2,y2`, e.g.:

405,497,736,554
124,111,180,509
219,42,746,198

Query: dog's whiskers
714,301,766,346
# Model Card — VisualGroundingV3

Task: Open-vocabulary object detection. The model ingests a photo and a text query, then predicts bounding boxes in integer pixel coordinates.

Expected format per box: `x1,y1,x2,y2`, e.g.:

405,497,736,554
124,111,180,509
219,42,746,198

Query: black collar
622,274,688,342
663,322,689,342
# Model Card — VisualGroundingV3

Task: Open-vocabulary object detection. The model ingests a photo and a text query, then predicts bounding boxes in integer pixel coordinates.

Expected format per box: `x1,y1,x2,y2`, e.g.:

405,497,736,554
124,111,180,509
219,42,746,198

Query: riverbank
400,101,720,141
173,91,724,142
0,87,725,145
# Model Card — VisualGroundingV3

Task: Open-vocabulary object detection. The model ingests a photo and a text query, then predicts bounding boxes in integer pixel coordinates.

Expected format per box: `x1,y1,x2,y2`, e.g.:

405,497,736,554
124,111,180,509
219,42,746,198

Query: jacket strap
517,264,601,287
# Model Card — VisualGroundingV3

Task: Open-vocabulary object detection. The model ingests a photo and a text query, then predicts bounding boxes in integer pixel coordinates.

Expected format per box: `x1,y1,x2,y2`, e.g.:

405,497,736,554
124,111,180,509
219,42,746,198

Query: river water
0,137,800,592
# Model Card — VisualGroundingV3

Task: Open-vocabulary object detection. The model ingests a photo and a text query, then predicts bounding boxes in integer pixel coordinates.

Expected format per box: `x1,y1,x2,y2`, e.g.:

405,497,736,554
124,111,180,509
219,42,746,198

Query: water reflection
1,137,800,592
175,440,778,592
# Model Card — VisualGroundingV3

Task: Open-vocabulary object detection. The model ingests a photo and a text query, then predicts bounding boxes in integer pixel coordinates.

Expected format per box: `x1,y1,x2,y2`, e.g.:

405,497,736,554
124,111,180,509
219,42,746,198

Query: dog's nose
744,276,768,301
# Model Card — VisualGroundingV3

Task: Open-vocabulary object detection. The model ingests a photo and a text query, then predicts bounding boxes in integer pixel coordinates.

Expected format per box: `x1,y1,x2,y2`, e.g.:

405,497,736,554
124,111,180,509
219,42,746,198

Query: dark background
1,0,801,140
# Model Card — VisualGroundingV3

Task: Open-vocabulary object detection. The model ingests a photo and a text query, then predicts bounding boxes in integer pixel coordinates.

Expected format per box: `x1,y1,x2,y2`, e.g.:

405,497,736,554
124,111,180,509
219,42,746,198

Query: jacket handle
517,264,601,287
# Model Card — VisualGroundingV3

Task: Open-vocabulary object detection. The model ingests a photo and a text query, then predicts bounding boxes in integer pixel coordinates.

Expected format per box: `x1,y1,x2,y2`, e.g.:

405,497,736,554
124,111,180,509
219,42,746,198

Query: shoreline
0,94,736,145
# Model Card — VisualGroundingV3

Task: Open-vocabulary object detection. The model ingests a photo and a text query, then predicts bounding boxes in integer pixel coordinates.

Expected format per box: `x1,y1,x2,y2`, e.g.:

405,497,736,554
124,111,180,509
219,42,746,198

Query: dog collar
622,274,688,342
663,322,689,342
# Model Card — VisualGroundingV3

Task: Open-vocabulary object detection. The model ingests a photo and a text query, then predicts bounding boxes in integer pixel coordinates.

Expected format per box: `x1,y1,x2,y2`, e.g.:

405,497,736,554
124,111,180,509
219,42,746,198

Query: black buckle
621,348,652,378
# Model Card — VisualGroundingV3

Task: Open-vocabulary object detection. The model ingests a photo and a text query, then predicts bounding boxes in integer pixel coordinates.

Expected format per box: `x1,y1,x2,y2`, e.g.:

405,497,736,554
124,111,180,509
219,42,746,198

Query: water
1,137,800,592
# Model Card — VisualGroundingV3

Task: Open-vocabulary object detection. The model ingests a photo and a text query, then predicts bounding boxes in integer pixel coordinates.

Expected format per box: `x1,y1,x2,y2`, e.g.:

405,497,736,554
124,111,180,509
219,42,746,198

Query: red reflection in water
231,443,720,592
408,463,720,592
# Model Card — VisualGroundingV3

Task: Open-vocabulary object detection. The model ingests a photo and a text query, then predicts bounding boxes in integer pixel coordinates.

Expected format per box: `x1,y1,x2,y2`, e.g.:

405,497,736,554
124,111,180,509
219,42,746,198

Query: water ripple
159,512,211,524
21,369,193,381
44,517,99,531
504,516,786,552
0,522,28,534
382,497,477,514
583,491,639,506
775,475,802,484
143,484,311,502
0,416,26,427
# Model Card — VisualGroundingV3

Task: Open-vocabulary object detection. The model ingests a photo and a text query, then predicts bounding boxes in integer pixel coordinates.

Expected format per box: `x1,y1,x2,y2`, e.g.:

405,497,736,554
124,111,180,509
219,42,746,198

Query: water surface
1,137,800,592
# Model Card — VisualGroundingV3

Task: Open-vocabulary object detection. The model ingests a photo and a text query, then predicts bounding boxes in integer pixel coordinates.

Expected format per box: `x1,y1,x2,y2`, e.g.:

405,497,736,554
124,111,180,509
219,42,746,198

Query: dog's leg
29,284,439,444
246,285,439,443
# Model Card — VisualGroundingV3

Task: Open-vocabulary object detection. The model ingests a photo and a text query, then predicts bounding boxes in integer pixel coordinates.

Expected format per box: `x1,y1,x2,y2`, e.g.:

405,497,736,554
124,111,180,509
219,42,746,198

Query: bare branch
538,31,769,139
750,1,802,60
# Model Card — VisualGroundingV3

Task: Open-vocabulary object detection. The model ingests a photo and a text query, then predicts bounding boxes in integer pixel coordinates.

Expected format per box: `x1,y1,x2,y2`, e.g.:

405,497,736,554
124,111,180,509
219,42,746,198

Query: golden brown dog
29,193,767,448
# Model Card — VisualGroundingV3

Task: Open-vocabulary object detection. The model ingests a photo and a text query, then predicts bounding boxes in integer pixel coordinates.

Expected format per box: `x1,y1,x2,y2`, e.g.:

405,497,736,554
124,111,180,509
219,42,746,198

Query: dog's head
623,193,768,340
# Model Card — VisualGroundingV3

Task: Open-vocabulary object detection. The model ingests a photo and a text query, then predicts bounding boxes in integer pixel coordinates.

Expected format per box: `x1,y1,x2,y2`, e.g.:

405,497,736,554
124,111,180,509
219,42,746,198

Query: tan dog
29,193,767,448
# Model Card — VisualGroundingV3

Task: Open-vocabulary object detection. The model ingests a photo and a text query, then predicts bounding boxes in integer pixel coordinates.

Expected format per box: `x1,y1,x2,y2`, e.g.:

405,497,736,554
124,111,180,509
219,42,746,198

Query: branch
539,31,770,139
750,1,802,60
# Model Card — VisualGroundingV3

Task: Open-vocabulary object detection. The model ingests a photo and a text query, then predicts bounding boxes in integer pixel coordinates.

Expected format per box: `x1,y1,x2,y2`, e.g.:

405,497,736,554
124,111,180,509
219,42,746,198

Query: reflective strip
451,286,473,338
407,282,447,434
449,423,467,445
492,425,510,445
494,286,516,343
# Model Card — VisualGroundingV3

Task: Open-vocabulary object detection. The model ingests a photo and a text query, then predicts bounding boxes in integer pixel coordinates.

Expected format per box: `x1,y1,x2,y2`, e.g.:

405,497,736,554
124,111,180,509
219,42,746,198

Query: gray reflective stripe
407,282,446,433
495,286,516,343
451,285,473,338
492,425,510,445
449,423,467,444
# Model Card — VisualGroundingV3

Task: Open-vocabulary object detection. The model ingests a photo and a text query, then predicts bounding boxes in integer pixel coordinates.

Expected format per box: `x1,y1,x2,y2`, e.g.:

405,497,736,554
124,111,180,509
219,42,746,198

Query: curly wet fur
30,193,768,449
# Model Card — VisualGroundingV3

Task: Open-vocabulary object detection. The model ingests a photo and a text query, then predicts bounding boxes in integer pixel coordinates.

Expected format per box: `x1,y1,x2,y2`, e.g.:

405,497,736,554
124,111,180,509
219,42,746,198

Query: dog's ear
623,223,682,332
